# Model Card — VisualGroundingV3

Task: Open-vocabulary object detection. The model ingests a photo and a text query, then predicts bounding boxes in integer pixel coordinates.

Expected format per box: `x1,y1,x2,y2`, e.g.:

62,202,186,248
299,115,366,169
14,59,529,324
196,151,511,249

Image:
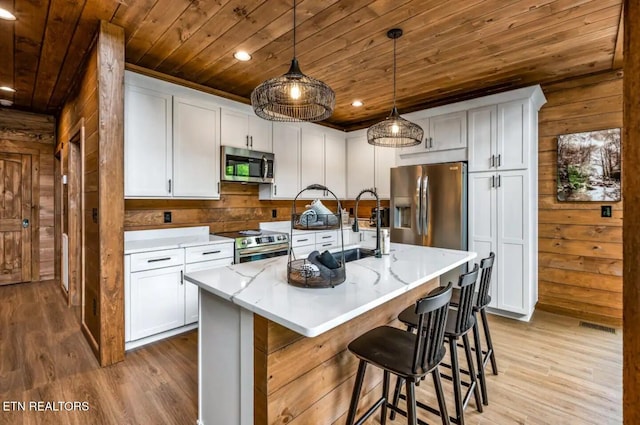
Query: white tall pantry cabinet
467,87,545,320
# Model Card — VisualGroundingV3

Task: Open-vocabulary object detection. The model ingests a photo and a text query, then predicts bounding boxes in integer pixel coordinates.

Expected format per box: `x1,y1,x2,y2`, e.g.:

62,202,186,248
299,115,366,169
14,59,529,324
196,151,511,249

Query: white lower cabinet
291,230,341,257
125,241,234,346
468,169,532,316
130,265,185,341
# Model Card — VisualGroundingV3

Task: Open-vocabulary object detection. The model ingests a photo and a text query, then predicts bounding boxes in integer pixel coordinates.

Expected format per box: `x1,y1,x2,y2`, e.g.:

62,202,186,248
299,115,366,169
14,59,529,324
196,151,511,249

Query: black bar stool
393,264,482,425
345,283,454,425
449,253,497,405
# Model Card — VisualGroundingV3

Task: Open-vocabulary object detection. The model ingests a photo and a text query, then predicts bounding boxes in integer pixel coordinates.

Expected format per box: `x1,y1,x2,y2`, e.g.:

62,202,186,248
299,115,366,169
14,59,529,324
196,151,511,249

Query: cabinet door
496,170,528,314
467,171,498,308
248,115,273,152
184,257,233,325
220,108,250,149
428,111,467,151
346,135,374,198
324,130,346,200
125,85,173,197
271,122,301,198
375,145,396,199
173,97,220,198
468,106,496,172
360,230,378,249
497,100,529,170
130,265,185,340
398,116,430,155
300,126,325,198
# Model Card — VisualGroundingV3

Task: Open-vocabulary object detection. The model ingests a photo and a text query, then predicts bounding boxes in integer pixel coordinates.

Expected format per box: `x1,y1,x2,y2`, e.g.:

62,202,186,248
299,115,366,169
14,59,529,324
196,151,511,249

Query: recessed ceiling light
351,100,364,107
0,86,15,93
233,51,252,61
0,8,16,20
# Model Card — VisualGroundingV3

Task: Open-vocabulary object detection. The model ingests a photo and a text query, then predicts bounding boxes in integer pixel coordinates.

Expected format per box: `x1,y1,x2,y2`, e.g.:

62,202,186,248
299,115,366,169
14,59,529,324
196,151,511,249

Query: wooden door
0,153,32,285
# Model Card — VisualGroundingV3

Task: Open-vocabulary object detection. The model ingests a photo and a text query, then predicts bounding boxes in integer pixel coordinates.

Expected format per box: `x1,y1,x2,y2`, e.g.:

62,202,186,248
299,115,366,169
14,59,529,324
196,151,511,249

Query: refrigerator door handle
416,176,422,235
422,176,429,236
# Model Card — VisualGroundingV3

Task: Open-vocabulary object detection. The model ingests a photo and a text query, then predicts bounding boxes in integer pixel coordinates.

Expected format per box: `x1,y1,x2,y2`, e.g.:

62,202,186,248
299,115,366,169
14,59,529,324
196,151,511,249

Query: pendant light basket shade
251,59,335,122
367,107,423,148
367,28,424,148
251,0,335,122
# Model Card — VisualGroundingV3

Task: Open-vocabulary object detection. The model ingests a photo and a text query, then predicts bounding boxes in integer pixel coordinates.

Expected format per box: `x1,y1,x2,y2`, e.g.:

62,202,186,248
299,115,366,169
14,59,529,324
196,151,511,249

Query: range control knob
240,239,248,246
277,235,285,241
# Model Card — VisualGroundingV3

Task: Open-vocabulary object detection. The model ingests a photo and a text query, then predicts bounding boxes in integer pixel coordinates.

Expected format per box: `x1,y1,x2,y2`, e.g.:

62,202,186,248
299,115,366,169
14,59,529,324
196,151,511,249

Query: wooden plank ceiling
0,0,624,130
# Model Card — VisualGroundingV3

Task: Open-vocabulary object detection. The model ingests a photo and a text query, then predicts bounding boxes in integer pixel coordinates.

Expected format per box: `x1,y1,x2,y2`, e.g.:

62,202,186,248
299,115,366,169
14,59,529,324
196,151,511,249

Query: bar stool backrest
453,264,480,335
412,282,453,374
476,252,496,309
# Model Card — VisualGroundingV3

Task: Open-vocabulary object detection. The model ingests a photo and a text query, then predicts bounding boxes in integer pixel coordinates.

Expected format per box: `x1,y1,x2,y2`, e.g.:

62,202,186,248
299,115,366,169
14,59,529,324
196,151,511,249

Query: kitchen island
185,243,476,425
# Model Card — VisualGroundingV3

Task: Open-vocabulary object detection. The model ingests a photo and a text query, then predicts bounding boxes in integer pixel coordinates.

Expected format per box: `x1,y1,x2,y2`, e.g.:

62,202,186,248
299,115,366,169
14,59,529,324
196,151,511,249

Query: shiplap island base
185,243,476,425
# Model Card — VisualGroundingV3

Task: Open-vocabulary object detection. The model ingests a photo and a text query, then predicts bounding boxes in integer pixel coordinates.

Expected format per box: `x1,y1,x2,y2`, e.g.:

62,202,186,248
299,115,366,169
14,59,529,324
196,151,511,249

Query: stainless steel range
214,229,289,264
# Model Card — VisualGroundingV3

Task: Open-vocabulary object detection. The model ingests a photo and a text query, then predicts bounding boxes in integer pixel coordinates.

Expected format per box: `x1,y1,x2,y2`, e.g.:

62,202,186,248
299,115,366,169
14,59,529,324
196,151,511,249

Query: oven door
236,242,289,263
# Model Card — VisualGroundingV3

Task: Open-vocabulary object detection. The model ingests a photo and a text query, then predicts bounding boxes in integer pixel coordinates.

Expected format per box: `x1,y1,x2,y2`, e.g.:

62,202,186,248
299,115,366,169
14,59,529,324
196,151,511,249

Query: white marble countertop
124,226,236,254
124,234,234,254
185,243,476,337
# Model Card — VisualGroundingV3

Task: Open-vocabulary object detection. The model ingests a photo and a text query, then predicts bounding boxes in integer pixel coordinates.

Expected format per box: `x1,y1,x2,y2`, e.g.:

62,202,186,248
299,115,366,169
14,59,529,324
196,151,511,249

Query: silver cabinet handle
274,184,277,196
297,238,309,242
202,250,221,255
246,135,249,147
168,179,172,193
148,257,171,263
497,154,502,167
321,243,332,247
321,235,332,239
250,136,253,148
217,181,220,194
180,270,184,285
498,174,501,187
491,155,495,168
491,175,495,188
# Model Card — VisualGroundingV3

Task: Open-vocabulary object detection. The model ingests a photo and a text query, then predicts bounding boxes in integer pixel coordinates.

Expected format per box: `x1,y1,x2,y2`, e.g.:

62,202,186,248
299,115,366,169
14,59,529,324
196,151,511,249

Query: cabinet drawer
316,230,338,249
291,234,314,247
185,243,234,264
130,248,184,272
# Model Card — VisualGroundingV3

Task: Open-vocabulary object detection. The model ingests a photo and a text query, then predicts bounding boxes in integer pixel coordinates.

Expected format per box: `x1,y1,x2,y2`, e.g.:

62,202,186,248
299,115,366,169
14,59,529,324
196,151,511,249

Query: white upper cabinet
468,99,530,172
260,122,301,199
497,99,529,171
300,125,325,197
346,134,396,199
374,146,396,199
324,129,347,200
173,97,220,198
398,111,467,156
428,110,467,151
124,72,222,199
220,107,273,152
346,135,374,199
125,85,173,197
468,105,497,172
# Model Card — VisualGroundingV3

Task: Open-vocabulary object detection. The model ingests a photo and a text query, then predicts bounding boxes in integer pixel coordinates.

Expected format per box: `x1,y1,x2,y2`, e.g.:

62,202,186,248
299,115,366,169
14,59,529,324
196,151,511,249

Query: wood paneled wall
623,0,640,420
537,70,623,326
0,109,55,281
254,278,438,425
125,183,387,232
58,21,125,367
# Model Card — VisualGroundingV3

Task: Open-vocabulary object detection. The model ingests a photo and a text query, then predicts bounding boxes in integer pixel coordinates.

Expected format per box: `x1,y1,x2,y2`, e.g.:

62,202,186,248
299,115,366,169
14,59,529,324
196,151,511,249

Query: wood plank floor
0,280,622,424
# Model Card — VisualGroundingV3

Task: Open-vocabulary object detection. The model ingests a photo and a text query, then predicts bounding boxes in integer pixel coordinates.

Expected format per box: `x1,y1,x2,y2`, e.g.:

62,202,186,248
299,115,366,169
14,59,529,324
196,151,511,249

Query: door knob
22,218,29,228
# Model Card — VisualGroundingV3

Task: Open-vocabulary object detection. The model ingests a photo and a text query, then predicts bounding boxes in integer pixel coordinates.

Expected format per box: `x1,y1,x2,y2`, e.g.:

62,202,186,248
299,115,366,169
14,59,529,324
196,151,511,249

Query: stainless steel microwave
221,146,274,184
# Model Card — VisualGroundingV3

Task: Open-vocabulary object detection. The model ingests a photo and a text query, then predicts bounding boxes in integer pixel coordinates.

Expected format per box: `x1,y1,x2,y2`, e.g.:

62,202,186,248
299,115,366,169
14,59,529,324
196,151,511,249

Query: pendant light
367,29,424,147
251,0,335,122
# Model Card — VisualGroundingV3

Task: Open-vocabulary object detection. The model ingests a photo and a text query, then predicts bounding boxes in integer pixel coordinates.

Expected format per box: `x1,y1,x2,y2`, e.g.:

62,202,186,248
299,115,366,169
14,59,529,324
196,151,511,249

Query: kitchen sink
333,247,377,263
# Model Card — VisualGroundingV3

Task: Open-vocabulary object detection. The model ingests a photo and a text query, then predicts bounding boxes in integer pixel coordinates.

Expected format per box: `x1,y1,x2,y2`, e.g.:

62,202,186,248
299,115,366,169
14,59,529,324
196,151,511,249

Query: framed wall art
557,128,621,202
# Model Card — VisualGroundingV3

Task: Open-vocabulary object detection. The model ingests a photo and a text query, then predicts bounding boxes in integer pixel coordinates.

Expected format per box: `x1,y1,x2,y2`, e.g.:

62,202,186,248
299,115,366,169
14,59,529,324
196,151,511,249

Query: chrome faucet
352,188,382,258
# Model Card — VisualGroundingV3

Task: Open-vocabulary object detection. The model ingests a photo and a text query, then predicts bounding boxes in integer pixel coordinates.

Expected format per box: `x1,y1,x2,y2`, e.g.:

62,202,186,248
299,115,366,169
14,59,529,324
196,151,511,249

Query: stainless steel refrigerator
390,162,467,285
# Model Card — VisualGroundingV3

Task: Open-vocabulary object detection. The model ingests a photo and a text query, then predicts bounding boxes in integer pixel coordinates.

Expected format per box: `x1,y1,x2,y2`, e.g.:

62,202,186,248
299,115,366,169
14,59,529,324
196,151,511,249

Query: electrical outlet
164,211,172,223
271,209,277,218
349,207,354,216
92,208,98,223
601,205,612,218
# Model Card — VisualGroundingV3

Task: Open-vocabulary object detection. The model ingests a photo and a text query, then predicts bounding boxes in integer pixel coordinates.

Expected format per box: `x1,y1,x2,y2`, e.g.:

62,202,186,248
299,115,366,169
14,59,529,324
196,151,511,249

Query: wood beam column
623,0,640,422
97,20,125,366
